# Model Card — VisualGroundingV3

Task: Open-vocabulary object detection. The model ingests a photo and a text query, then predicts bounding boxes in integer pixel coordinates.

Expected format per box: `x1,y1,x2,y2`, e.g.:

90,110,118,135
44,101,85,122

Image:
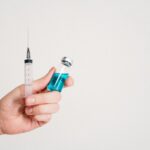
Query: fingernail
26,107,32,115
26,98,35,105
51,67,56,72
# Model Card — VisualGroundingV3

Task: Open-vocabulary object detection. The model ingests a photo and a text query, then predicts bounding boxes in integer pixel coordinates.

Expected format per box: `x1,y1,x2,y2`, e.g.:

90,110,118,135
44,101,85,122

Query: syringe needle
27,27,29,48
24,28,33,97
27,48,31,59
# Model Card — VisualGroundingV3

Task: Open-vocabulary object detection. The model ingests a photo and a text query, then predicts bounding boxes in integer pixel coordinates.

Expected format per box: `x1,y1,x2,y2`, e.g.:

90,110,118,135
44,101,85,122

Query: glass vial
47,57,73,92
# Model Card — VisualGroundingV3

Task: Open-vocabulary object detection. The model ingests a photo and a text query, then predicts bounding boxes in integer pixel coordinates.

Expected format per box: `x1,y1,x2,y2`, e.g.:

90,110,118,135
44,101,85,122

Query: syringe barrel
24,62,33,97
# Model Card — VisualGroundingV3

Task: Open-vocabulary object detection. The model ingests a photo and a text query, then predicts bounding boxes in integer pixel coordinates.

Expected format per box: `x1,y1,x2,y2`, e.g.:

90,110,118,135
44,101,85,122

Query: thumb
0,67,55,106
32,67,55,93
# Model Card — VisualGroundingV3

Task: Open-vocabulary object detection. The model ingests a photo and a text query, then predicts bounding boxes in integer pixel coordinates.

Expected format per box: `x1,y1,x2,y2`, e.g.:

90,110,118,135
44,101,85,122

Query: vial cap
61,57,73,67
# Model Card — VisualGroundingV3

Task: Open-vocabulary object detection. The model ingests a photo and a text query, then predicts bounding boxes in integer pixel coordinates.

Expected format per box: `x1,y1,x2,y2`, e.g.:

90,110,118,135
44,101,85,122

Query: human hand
0,67,74,135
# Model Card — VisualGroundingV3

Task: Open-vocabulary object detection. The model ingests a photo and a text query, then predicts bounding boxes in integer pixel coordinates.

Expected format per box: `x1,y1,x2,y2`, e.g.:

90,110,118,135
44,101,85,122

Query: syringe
24,47,33,97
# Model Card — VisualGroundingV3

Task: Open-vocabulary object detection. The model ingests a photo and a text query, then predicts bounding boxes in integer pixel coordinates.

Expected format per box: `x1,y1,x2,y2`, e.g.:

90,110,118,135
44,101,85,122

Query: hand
0,67,74,135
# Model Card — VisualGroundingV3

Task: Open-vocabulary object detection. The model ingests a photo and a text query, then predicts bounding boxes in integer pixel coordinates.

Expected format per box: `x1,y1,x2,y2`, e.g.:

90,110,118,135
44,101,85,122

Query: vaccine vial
47,57,73,92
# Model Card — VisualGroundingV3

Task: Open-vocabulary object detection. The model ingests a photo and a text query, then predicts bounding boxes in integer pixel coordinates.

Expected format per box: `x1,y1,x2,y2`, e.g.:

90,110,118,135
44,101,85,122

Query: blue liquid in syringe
47,73,69,92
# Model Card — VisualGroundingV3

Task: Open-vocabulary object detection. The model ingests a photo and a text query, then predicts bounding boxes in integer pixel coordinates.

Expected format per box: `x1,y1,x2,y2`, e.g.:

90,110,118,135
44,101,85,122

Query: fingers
14,67,74,100
33,114,52,122
25,104,59,115
25,91,60,124
33,67,56,93
33,67,74,91
64,77,74,87
12,67,56,99
25,92,60,115
25,91,61,106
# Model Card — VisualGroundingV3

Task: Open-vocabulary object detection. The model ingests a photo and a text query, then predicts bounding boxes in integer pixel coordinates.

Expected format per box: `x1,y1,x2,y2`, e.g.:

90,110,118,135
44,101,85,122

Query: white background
0,0,149,150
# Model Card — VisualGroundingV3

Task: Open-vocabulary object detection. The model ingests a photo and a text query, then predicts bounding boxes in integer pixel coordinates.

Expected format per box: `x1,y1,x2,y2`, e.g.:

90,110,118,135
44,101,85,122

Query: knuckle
34,106,44,114
32,107,37,114
33,115,39,120
33,95,39,103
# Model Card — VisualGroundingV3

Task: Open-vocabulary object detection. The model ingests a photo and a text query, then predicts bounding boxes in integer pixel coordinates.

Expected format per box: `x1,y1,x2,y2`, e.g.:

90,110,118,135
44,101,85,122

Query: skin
0,67,74,135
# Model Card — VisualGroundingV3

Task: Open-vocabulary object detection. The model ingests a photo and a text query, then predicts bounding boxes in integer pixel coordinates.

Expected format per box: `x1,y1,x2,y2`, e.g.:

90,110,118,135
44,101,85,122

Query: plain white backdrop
0,0,149,150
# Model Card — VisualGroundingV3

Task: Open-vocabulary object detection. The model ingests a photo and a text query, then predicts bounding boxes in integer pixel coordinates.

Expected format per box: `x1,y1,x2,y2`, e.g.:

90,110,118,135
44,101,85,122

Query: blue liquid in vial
47,73,69,92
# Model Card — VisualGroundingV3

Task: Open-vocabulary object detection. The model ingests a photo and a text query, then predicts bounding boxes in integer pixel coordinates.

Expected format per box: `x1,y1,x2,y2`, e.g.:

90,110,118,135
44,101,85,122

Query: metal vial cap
61,57,73,67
